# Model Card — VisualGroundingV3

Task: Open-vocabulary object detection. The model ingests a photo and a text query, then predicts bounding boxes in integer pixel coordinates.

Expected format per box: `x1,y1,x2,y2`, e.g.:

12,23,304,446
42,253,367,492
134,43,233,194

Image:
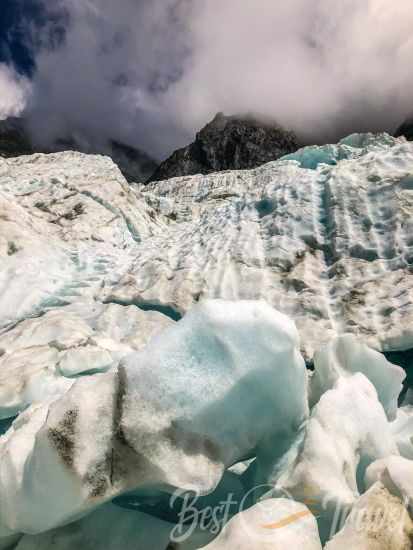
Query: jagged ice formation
0,133,413,549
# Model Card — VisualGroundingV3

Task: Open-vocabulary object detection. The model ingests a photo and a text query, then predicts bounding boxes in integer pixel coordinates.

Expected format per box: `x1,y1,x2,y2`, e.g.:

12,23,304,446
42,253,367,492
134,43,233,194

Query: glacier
1,133,413,549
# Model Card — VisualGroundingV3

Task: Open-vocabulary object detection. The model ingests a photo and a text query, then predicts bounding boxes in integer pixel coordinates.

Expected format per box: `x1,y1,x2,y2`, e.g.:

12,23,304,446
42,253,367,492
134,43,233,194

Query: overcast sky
0,0,413,160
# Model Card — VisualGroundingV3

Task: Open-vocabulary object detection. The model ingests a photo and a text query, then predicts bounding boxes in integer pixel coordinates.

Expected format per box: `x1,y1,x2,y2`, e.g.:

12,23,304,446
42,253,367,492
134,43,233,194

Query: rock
0,118,33,157
325,482,413,550
0,117,157,183
197,498,322,550
395,117,413,141
148,113,299,182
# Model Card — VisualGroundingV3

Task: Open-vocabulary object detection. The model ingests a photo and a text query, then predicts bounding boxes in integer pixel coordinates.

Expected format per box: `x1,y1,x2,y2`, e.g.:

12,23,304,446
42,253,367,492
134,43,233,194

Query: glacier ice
310,334,405,420
14,504,172,550
2,136,413,358
0,301,173,420
271,374,398,541
365,455,413,506
199,498,322,550
0,300,308,535
1,134,413,548
325,482,413,550
390,405,413,459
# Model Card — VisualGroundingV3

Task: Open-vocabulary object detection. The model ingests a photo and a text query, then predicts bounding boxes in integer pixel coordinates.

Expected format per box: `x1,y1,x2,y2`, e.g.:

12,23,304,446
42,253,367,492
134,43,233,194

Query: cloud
20,0,413,158
0,63,31,120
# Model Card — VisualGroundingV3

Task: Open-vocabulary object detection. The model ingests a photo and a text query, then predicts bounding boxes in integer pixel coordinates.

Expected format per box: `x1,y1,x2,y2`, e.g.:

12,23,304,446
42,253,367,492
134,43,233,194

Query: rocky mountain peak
395,117,413,141
148,112,300,182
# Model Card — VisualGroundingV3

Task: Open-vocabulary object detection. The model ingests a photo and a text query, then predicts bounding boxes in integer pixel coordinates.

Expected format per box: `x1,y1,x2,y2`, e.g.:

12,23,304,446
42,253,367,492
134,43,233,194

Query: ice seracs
310,334,405,420
110,132,413,358
0,301,173,420
0,300,308,535
1,133,413,549
272,374,398,541
3,134,413,357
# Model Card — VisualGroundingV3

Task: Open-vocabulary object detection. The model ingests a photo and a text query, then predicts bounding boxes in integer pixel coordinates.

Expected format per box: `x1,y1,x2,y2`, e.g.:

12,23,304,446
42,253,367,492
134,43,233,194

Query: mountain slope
148,112,300,182
395,117,413,141
0,117,158,183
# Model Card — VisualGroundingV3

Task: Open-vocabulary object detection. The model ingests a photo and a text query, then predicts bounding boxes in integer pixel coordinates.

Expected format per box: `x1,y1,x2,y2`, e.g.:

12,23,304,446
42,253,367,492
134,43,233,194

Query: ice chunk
365,455,413,506
57,346,114,376
311,335,405,420
325,482,413,549
0,347,73,419
390,406,413,459
198,498,322,550
0,300,308,534
121,300,309,494
273,374,398,541
14,504,172,550
0,302,174,419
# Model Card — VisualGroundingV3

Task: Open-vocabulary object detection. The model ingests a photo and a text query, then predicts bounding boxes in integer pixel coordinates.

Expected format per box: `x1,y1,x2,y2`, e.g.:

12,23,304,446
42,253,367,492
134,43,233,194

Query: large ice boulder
0,300,308,535
365,455,413,506
390,405,413,459
310,335,405,420
197,498,322,550
272,374,398,540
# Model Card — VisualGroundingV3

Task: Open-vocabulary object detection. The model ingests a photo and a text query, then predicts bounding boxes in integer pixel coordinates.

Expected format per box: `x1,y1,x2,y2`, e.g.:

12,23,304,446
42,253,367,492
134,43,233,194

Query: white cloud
0,64,31,120
24,0,413,157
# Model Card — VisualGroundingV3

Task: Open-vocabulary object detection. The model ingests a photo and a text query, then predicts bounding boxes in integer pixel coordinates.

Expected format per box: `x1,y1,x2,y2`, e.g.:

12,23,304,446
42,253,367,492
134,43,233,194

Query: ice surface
0,301,173,419
310,335,405,420
272,374,398,540
121,300,309,494
2,136,413,358
199,498,322,550
0,300,308,535
390,405,413,459
325,482,413,549
1,136,413,548
365,455,413,505
14,504,172,550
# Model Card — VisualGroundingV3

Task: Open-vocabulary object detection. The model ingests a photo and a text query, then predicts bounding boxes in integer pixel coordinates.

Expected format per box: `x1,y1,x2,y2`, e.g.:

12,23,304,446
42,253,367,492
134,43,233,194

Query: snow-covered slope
1,134,413,549
120,133,413,358
2,134,413,359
